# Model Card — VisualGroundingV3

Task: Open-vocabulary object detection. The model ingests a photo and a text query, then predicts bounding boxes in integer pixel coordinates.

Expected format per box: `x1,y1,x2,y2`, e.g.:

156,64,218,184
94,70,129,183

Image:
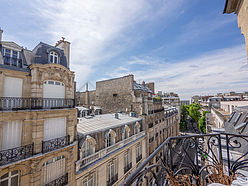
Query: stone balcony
76,131,146,171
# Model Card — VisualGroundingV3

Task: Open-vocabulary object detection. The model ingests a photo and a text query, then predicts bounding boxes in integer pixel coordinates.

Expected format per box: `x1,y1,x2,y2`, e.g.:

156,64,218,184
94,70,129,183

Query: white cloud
108,45,248,99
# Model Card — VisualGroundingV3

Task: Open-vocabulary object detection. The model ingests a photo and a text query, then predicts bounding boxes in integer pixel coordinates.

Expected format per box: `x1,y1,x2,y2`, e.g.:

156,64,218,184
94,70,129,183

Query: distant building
224,0,248,62
180,100,190,106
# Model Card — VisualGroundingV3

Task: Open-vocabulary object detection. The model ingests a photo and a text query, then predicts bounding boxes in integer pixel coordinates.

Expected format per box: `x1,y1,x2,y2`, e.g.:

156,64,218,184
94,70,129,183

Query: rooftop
133,82,152,93
77,113,142,135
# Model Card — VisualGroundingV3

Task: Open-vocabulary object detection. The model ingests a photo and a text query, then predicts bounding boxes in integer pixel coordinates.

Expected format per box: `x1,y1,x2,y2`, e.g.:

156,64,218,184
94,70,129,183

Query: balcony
136,154,142,163
44,173,68,186
148,108,165,115
0,143,34,166
42,135,70,153
0,97,75,111
107,174,118,186
77,131,145,171
121,133,248,186
124,162,132,173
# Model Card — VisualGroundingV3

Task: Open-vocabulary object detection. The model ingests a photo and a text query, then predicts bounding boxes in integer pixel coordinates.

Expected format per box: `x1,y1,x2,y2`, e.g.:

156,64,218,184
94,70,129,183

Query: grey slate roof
133,82,152,93
32,42,68,68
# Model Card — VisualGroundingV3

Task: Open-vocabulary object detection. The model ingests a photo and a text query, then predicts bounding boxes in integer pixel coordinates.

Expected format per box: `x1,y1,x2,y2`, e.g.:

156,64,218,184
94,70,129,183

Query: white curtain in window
42,157,65,185
2,121,22,150
44,118,66,141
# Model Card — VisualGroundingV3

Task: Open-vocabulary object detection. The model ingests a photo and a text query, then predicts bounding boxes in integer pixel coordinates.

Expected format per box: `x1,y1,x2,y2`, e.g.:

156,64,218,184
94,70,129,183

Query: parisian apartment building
75,74,180,185
0,30,77,185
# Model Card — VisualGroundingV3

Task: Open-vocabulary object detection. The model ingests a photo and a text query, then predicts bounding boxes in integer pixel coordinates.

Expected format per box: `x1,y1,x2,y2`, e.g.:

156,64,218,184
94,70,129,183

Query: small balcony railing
44,173,68,186
136,154,142,163
0,97,75,111
107,174,118,186
124,162,132,173
42,135,70,153
0,143,34,166
122,133,248,186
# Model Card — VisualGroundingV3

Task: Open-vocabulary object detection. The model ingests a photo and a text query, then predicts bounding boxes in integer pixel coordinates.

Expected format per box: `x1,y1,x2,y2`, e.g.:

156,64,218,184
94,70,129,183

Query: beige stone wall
75,90,96,106
0,143,77,186
95,75,134,113
0,108,77,153
237,0,248,62
29,64,75,99
76,135,146,186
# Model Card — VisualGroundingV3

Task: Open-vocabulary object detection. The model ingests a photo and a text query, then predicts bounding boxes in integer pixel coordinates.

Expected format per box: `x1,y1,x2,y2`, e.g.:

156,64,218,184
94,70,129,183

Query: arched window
105,129,116,147
81,135,96,158
122,125,130,140
49,51,59,64
134,122,141,134
0,170,20,186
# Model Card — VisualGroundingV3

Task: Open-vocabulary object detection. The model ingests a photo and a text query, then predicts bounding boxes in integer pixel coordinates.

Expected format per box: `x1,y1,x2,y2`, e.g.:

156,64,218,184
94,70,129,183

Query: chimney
85,82,90,106
55,37,70,67
0,28,3,41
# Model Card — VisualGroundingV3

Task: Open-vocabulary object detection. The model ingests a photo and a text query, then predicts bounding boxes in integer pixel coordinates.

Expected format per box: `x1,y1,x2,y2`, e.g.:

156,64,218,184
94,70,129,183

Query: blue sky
1,0,248,99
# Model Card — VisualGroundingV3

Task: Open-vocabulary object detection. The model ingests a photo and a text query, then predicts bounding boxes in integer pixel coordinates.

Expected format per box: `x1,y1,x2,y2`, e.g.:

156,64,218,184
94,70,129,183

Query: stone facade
75,90,96,106
0,34,77,186
224,0,248,62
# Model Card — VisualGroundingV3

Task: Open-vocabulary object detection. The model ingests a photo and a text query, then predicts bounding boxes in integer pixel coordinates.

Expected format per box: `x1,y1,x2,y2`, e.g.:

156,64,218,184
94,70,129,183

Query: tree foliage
179,104,189,131
188,103,201,123
198,111,209,134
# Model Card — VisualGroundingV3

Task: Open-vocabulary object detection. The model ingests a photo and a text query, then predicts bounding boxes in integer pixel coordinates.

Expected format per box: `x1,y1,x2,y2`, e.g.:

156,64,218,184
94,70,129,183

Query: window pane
4,49,10,57
12,58,17,66
54,56,57,63
11,170,18,175
50,55,53,63
0,180,8,186
11,176,18,186
12,51,18,58
55,82,60,85
1,173,8,179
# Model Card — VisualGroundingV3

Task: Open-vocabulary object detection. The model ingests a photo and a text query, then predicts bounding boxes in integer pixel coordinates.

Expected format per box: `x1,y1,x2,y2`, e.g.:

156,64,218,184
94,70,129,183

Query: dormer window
49,51,59,64
2,47,22,67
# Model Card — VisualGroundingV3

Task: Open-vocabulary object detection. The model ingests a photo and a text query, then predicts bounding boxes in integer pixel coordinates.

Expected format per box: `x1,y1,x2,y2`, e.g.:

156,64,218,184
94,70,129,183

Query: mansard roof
133,82,152,93
32,42,68,68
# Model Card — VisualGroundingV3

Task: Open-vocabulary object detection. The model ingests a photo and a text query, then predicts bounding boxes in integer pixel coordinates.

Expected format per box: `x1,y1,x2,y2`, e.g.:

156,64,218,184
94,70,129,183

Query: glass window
83,175,94,186
55,82,60,85
0,171,19,186
82,140,94,158
49,51,59,64
4,49,11,57
48,81,54,85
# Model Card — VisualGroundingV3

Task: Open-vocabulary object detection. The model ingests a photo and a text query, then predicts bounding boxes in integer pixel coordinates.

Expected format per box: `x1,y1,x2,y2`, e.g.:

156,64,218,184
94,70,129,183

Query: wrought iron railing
124,162,132,173
107,174,118,186
0,97,75,111
44,173,68,186
0,143,34,166
42,135,70,153
121,133,248,186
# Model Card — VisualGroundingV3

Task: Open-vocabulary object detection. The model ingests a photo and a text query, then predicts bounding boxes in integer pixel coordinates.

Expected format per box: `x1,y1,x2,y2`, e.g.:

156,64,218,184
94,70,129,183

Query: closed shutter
42,156,66,185
2,121,22,150
44,118,66,141
3,77,23,97
43,81,65,98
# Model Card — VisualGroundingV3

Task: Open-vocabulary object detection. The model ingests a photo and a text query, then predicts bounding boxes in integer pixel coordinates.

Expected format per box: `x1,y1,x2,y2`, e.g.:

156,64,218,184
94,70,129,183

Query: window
136,144,142,162
134,122,140,134
124,150,131,173
83,174,95,186
82,136,96,158
113,94,118,97
42,156,66,185
49,51,59,64
108,159,117,185
122,125,130,140
106,130,116,147
0,170,19,186
3,48,22,67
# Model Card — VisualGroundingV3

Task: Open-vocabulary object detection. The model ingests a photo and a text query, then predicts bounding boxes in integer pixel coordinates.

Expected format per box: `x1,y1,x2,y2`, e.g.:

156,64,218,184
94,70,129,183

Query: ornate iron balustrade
136,155,142,163
0,143,34,166
42,135,70,153
44,173,68,186
124,162,132,173
107,174,118,186
121,133,248,186
0,97,75,111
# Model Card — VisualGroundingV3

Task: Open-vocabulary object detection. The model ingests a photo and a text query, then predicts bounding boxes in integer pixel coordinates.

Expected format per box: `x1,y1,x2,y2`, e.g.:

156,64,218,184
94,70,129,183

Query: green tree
198,111,209,134
188,103,201,123
179,104,189,131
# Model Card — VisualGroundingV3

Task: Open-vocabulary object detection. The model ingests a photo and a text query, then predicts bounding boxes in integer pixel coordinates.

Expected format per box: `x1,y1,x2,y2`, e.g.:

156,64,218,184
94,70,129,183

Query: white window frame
136,143,142,158
82,174,95,186
0,170,20,186
124,150,131,167
108,159,117,181
49,51,59,64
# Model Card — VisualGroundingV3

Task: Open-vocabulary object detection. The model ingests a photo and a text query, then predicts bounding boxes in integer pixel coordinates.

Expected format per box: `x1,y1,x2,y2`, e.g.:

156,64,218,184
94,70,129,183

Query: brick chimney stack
0,28,3,41
55,37,70,68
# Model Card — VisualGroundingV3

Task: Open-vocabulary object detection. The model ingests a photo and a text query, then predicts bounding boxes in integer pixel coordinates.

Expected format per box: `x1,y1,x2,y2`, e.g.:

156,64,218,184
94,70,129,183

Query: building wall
75,90,96,106
220,101,248,114
95,75,134,113
237,0,248,62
